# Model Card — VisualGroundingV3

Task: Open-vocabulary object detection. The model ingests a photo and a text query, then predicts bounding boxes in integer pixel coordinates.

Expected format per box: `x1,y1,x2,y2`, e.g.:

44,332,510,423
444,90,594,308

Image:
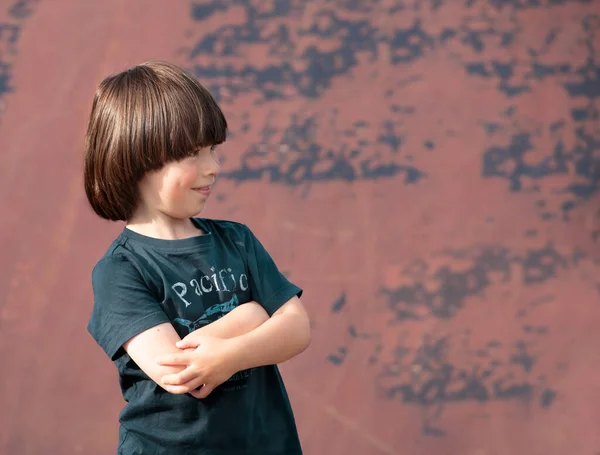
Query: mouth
192,185,212,196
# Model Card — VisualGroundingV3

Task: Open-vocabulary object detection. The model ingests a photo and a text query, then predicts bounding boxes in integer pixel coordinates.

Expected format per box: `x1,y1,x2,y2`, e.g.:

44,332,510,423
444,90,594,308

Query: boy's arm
188,301,269,339
124,322,190,391
158,296,311,396
219,296,310,370
123,301,269,395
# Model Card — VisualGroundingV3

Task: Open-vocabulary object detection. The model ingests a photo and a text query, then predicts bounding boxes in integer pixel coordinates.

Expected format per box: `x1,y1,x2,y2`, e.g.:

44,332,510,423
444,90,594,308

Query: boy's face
137,145,220,220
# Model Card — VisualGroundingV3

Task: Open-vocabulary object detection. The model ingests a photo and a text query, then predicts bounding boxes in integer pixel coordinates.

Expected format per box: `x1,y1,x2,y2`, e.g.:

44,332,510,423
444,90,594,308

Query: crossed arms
123,296,311,399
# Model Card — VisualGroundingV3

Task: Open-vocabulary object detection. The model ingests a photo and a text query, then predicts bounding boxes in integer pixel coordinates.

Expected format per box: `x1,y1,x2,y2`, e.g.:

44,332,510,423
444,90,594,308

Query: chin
168,204,205,220
190,204,206,217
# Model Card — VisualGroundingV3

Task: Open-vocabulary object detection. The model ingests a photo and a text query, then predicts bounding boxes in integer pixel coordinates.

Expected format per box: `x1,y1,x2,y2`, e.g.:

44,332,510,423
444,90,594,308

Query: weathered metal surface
1,1,599,454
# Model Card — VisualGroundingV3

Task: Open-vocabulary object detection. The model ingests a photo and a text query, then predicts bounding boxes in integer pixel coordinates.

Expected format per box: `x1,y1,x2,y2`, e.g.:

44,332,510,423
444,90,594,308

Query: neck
126,212,204,240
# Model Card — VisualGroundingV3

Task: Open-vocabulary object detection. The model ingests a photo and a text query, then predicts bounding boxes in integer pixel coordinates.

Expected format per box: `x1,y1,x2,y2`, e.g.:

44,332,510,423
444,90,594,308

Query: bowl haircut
84,60,228,221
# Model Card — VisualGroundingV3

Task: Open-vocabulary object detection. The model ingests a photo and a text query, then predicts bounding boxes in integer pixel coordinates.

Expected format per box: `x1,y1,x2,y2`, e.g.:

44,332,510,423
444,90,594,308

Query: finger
181,332,196,342
156,353,191,366
176,340,199,349
191,383,216,399
190,389,204,399
162,367,199,386
163,377,206,395
163,385,189,394
165,377,206,394
163,381,203,395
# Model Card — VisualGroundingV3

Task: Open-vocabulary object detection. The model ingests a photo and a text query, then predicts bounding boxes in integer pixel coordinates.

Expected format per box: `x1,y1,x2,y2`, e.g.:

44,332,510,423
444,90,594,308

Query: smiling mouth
193,185,212,195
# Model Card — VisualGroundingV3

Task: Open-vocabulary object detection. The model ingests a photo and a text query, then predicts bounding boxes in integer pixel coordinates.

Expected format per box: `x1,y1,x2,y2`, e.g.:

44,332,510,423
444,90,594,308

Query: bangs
157,67,228,163
125,61,228,173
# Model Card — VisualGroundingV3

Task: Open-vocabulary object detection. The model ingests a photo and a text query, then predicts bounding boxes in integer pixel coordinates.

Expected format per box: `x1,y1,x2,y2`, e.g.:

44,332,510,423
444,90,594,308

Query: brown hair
83,60,227,221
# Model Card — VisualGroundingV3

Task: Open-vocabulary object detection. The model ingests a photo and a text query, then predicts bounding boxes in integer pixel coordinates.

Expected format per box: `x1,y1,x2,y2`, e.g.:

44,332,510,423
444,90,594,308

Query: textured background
1,1,600,454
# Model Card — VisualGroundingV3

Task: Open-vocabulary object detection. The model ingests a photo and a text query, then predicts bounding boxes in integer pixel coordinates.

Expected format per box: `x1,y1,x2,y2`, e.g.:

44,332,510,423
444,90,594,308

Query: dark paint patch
190,1,227,20
540,388,557,408
375,332,554,435
185,1,599,195
348,324,373,339
329,243,585,435
331,293,347,313
186,2,443,101
483,125,600,217
510,340,536,372
327,346,348,365
479,13,600,219
381,244,567,321
482,132,569,192
379,335,544,405
184,1,436,186
220,111,426,185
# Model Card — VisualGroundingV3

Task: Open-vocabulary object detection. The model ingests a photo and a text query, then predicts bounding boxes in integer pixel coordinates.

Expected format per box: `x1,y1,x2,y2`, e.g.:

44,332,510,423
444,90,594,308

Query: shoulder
91,235,144,283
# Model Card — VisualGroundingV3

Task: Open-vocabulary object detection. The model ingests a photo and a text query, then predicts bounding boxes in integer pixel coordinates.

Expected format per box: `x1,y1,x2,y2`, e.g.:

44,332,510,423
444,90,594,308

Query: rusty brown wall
1,1,599,454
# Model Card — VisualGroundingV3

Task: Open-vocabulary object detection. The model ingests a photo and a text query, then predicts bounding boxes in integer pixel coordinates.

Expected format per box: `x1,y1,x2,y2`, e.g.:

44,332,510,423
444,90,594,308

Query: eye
186,145,217,159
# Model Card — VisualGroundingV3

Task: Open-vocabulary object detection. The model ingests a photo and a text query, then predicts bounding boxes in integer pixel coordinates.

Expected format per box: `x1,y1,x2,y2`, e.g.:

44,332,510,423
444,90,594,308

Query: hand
155,335,237,399
177,328,214,350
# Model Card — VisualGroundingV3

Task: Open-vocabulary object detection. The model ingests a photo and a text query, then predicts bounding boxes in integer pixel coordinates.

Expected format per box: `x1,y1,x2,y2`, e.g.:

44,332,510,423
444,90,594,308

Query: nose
201,149,220,178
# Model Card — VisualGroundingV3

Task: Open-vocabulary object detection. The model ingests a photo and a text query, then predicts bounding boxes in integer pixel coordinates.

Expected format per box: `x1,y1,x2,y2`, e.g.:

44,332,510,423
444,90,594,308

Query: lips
193,185,211,196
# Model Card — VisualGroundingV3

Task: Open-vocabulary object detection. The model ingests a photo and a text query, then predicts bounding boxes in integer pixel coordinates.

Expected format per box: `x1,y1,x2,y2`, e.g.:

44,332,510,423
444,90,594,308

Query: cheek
178,169,200,193
162,168,198,199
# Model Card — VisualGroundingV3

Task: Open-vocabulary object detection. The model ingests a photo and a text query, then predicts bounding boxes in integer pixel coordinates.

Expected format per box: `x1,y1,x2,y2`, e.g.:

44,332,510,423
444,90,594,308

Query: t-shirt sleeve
241,224,303,316
87,254,171,361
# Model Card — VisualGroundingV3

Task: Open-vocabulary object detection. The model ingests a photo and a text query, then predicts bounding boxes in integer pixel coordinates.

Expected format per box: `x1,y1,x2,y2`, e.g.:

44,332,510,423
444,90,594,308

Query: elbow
298,314,312,353
301,332,311,354
273,297,312,355
283,311,311,356
292,302,311,354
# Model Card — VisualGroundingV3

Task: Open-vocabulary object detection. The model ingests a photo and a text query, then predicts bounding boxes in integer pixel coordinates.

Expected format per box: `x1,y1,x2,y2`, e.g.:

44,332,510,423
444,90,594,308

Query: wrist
223,336,246,373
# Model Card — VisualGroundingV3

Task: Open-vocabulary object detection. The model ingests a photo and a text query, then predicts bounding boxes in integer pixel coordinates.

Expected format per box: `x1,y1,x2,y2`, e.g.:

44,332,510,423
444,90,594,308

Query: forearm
226,298,311,371
192,301,269,339
157,298,310,398
124,323,192,393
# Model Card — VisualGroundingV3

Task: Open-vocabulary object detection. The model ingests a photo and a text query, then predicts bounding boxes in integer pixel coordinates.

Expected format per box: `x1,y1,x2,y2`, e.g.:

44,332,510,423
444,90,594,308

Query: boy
85,60,310,454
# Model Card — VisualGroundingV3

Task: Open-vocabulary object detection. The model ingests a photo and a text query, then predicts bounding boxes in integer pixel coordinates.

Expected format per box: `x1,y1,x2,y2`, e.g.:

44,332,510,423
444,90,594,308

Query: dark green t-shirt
88,218,303,455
